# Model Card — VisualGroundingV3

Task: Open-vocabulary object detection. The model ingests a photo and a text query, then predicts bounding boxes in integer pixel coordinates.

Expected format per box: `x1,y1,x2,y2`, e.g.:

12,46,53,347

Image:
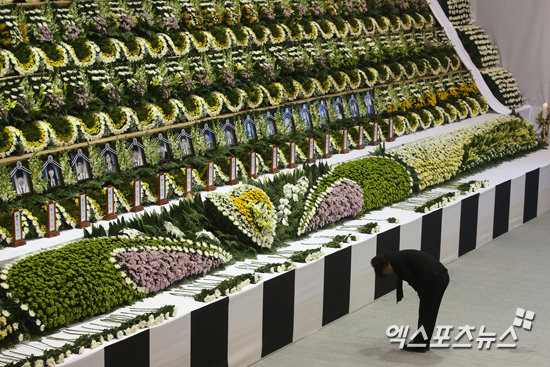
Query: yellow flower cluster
386,103,399,114
425,92,437,107
400,100,412,112
147,36,164,54
71,42,92,63
231,189,272,232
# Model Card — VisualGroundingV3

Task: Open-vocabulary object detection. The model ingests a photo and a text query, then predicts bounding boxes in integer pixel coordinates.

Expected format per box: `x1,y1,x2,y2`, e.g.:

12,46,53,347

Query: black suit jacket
390,250,447,300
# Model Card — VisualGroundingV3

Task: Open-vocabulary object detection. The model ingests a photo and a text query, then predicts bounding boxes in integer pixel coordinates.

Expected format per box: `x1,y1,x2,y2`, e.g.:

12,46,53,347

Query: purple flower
128,79,146,97
116,249,224,293
106,84,121,106
118,14,135,31
181,75,195,92
281,57,294,72
240,65,254,82
310,6,324,16
316,54,327,69
306,181,364,232
280,5,292,18
220,67,235,87
46,93,65,110
17,95,35,114
195,70,213,86
165,16,179,29
93,16,108,33
0,110,7,121
140,12,152,20
345,2,353,13
67,23,81,40
73,86,92,109
264,8,275,20
358,2,368,13
260,64,275,81
38,26,53,43
298,5,307,15
158,78,171,99
396,0,408,9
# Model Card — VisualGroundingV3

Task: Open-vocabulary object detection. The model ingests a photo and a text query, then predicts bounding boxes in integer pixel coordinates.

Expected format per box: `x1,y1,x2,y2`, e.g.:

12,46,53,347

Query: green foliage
321,234,357,248
59,150,76,187
0,164,16,203
357,222,380,234
289,248,322,263
28,153,47,194
193,273,260,302
87,143,105,179
142,132,161,167
116,137,133,173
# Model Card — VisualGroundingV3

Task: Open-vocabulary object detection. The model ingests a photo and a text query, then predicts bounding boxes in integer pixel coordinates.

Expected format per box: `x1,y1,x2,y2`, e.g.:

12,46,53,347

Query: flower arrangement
438,0,471,26
321,234,358,248
357,222,380,234
205,184,277,249
455,25,500,69
481,67,525,109
194,273,262,303
457,180,491,193
298,157,411,235
254,261,297,273
415,191,460,213
289,248,324,263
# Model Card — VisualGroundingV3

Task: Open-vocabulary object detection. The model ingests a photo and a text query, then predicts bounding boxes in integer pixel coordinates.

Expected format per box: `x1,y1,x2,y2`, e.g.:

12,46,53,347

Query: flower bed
481,67,526,109
388,116,538,191
0,236,229,339
298,157,411,235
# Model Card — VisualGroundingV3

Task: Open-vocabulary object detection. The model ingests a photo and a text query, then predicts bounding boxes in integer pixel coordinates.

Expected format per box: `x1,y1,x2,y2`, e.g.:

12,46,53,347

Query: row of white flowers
456,25,500,68
444,0,472,26
480,67,526,109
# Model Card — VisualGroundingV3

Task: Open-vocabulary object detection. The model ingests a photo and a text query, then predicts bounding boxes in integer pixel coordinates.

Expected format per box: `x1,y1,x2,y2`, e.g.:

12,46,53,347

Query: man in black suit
371,250,449,352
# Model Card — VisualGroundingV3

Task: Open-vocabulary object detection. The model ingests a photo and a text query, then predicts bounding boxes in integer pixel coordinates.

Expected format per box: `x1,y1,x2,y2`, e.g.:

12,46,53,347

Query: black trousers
414,270,450,344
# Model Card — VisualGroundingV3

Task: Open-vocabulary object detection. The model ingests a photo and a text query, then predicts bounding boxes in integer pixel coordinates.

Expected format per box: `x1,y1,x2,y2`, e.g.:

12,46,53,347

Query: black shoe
403,344,429,353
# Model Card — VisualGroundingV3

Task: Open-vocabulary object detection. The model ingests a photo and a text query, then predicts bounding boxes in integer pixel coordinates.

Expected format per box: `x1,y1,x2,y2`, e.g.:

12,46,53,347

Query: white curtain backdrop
470,0,550,122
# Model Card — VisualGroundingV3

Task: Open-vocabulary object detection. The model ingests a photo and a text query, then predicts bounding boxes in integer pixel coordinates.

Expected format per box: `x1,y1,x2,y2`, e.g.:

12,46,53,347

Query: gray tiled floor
252,211,550,367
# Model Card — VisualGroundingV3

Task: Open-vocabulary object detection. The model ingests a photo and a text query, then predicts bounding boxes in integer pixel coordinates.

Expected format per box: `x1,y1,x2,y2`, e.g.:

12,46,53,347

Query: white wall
471,0,550,122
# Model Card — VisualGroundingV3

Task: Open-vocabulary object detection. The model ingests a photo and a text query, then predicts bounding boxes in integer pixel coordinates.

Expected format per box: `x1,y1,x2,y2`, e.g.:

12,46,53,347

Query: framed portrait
201,123,216,151
220,118,237,146
41,155,63,191
332,96,344,120
70,149,92,182
100,143,119,174
241,114,257,139
298,103,313,131
281,107,294,133
363,91,376,115
127,138,146,169
175,128,194,158
347,94,361,119
263,111,276,137
153,133,171,164
9,161,33,196
318,100,329,125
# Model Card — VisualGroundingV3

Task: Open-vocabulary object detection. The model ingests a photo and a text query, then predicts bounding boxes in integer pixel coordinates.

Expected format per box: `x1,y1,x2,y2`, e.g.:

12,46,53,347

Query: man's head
159,144,165,153
77,159,85,173
16,172,24,186
181,139,188,149
133,148,139,159
371,252,393,278
105,154,112,166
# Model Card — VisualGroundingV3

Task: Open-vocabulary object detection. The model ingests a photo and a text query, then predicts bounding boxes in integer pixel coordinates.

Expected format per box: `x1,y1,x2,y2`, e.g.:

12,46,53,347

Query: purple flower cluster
118,14,135,31
158,78,171,99
345,2,353,13
106,83,121,106
280,5,292,18
165,16,179,29
93,16,108,33
316,53,327,69
310,6,324,16
221,67,235,87
67,23,81,40
128,79,146,97
298,5,307,16
195,69,213,86
281,57,295,72
38,26,53,43
264,8,275,20
307,180,364,232
294,57,309,72
260,64,275,81
17,95,35,115
73,86,92,109
116,250,224,293
358,1,368,13
46,93,65,110
140,12,152,20
181,75,196,92
240,65,254,82
396,0,408,9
